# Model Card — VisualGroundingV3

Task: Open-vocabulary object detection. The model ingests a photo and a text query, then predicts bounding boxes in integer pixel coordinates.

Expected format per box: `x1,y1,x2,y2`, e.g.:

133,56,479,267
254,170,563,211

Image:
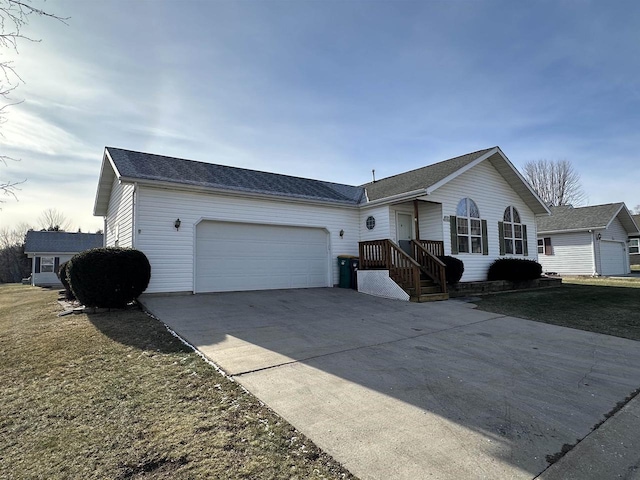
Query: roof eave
127,177,362,208
363,188,429,207
538,226,608,235
93,148,120,217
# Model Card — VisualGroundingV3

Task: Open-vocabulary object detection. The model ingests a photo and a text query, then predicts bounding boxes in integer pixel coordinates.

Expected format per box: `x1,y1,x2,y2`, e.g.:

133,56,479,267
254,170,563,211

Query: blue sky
1,0,639,231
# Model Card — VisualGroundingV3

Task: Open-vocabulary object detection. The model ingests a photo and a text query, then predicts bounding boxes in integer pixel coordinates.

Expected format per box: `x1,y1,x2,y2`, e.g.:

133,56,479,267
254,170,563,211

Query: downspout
103,217,107,247
590,229,599,276
132,183,138,249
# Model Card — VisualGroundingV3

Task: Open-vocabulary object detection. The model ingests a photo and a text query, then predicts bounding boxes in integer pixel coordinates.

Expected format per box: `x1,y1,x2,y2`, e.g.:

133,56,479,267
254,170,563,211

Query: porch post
413,199,421,240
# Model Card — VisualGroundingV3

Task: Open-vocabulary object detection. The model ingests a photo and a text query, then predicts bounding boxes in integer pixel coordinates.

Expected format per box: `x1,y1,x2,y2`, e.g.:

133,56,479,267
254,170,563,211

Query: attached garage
600,241,627,276
195,221,330,293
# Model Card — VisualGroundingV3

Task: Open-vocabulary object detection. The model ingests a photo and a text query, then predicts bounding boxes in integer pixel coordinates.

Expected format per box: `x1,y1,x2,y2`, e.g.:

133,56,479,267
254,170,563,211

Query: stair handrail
359,239,422,297
411,240,448,294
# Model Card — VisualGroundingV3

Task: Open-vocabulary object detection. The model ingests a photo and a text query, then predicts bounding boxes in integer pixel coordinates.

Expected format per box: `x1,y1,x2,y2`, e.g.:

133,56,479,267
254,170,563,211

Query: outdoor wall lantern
597,233,602,240
174,218,181,231
340,229,345,238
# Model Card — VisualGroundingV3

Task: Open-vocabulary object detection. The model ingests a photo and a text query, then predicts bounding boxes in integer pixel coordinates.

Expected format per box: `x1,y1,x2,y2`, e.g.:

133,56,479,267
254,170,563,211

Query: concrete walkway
141,288,640,479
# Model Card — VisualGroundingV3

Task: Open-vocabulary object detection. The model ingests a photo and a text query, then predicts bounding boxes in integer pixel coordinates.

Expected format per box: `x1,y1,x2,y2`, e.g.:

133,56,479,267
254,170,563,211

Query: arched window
501,206,526,255
455,198,483,254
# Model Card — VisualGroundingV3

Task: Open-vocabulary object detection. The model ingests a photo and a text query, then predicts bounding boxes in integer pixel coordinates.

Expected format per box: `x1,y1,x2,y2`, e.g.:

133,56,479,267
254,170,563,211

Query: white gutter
590,230,599,276
132,182,138,249
538,226,608,235
362,188,428,207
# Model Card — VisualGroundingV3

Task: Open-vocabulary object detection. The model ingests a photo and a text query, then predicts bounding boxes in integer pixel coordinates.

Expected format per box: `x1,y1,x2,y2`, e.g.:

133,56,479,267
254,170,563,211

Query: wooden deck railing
359,239,422,297
411,240,447,293
418,239,445,257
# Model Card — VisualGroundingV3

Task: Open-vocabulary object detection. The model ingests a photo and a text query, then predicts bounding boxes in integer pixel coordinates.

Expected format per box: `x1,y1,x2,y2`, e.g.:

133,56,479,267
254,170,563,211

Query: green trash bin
337,255,353,288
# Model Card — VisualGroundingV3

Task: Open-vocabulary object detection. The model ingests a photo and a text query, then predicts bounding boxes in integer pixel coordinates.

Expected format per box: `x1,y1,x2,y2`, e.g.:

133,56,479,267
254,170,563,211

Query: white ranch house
536,203,640,277
94,146,550,301
24,231,104,287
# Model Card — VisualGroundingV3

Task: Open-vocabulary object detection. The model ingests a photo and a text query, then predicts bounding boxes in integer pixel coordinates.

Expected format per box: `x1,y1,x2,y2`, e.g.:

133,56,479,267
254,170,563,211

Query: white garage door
600,241,626,276
195,221,329,293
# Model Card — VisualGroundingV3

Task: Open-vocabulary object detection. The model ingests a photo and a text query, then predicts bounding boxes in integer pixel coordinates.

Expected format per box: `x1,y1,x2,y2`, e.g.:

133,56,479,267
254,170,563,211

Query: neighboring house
93,146,550,300
24,231,104,287
630,214,640,266
536,203,640,276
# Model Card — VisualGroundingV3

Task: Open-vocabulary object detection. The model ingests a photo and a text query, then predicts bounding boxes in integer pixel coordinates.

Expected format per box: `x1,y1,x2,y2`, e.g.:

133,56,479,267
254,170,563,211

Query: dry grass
475,276,640,341
0,284,355,480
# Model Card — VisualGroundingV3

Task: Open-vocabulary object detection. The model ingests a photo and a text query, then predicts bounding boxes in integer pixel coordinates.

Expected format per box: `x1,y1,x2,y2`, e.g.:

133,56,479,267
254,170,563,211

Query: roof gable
99,147,365,207
537,203,640,234
362,147,550,215
363,148,494,201
24,231,104,254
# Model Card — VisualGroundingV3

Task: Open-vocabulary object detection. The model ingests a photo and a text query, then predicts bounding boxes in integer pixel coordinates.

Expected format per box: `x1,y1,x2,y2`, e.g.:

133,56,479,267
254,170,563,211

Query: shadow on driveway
141,288,640,479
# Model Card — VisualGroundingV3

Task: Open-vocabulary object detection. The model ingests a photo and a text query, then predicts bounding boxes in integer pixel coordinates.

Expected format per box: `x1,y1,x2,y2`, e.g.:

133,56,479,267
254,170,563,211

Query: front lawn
0,284,354,479
475,276,640,341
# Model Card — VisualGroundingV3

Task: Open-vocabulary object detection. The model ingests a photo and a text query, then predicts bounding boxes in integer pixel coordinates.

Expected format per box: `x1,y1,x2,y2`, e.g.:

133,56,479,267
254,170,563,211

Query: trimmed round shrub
67,248,151,308
438,255,464,284
487,258,542,282
57,261,75,300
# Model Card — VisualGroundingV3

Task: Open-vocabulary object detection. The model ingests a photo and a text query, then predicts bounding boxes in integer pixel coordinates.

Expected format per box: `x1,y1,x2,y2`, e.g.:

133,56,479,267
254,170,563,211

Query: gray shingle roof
632,215,640,237
24,231,104,254
107,147,366,205
537,203,625,233
362,148,496,201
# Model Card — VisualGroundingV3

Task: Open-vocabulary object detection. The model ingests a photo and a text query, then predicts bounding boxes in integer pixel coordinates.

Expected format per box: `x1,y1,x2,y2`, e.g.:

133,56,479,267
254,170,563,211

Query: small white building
536,203,640,276
24,231,104,287
93,146,550,300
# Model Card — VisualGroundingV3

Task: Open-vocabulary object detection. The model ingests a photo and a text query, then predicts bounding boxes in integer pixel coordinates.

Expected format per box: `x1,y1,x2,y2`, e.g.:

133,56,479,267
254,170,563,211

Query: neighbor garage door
600,241,627,276
195,221,329,293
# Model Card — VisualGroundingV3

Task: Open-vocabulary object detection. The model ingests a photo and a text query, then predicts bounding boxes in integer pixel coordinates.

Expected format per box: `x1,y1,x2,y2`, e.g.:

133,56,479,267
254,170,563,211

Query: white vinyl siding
537,232,594,275
105,177,134,248
195,221,329,292
418,202,443,243
419,160,538,281
136,186,358,293
359,205,392,242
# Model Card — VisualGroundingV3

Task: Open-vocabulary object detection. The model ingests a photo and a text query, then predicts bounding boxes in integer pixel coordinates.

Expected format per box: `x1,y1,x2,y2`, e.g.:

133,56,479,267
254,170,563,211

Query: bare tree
632,205,640,215
523,159,587,207
38,208,71,231
1,1,68,201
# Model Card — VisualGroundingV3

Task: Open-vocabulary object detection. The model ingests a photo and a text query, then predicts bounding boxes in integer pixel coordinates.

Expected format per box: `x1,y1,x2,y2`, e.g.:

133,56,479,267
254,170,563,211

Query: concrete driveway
141,288,640,479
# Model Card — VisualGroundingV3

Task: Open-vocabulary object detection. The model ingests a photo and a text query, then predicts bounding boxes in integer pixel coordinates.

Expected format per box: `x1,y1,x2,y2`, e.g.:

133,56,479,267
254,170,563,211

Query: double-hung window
629,238,639,255
503,206,524,255
537,237,552,255
456,198,483,254
40,257,55,273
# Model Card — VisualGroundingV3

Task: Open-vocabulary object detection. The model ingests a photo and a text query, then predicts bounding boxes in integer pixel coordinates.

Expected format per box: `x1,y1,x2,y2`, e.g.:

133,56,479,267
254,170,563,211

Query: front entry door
397,213,413,255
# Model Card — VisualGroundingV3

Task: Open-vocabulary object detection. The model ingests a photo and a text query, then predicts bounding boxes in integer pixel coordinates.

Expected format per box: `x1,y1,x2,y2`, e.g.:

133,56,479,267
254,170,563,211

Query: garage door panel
196,221,329,293
601,242,626,276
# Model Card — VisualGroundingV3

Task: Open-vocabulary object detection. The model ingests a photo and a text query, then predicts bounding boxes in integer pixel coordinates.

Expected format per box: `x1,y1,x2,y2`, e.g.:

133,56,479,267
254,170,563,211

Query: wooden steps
406,279,449,302
410,292,450,302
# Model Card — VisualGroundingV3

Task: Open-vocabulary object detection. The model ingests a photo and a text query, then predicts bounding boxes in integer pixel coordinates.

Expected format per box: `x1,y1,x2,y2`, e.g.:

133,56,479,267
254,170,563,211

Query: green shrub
438,255,464,284
67,248,151,308
487,258,542,282
56,261,75,300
